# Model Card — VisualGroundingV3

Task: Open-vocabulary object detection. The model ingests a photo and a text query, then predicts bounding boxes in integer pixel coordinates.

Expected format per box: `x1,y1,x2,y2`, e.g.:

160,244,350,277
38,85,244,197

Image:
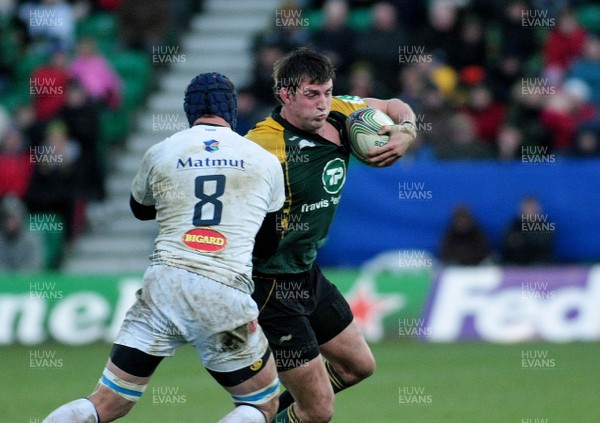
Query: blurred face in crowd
469,85,493,110
0,128,24,154
583,36,600,61
2,212,22,237
323,0,348,29
77,38,97,57
505,2,527,24
558,12,579,35
372,2,397,31
429,1,457,31
452,206,476,233
521,198,541,217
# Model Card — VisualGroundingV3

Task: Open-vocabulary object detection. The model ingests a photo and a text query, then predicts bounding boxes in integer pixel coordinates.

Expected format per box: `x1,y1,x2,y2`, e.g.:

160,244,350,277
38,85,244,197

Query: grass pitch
3,341,599,422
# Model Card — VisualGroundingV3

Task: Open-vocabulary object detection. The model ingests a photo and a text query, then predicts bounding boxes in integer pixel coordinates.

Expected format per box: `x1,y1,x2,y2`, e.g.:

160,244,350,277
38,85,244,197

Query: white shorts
114,265,269,373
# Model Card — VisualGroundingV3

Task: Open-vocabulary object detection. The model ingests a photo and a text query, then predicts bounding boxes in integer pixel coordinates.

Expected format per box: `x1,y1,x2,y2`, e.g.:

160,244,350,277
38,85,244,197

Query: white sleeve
268,156,285,212
130,146,156,206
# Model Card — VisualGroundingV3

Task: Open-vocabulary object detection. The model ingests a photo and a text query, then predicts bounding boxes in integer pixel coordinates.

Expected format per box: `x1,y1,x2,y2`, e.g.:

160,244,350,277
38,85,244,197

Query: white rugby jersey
131,124,285,294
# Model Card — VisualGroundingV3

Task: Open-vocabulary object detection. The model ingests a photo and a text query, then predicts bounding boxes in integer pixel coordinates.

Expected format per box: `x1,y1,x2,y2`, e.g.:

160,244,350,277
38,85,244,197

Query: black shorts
252,264,354,371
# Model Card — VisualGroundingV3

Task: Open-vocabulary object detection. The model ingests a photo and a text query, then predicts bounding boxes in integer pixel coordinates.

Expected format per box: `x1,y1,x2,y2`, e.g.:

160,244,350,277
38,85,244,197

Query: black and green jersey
246,96,367,274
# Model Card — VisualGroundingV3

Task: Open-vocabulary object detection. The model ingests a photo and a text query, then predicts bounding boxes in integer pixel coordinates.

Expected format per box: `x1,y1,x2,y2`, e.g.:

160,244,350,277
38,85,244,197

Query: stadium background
1,0,600,422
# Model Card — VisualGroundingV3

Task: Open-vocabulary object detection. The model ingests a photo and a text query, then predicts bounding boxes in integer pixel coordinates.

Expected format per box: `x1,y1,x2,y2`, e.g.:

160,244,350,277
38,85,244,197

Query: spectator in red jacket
462,83,506,144
30,48,69,122
0,126,34,198
539,78,598,152
542,8,587,80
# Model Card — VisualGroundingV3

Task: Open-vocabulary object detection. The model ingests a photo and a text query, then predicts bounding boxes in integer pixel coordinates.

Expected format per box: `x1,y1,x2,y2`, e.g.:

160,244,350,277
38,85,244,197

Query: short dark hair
272,47,336,103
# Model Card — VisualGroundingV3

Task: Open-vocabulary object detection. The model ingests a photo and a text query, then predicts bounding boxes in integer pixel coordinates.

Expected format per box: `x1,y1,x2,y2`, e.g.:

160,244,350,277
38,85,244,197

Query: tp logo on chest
322,158,346,194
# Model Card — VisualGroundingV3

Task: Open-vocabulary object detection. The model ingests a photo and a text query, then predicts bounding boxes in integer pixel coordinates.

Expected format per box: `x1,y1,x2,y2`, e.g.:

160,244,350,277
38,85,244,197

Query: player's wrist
396,120,417,141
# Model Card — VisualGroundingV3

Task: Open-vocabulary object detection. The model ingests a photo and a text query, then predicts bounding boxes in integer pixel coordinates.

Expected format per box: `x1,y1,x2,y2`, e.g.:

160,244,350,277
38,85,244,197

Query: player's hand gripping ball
346,107,396,165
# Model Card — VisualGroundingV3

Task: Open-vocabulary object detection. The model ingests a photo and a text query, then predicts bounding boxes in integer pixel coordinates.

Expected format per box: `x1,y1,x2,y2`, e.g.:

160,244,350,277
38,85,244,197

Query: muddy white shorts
114,264,269,373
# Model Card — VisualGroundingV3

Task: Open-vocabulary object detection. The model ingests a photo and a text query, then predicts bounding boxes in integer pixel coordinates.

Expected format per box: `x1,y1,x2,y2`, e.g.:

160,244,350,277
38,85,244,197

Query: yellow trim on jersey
245,117,286,163
246,117,292,233
331,95,368,116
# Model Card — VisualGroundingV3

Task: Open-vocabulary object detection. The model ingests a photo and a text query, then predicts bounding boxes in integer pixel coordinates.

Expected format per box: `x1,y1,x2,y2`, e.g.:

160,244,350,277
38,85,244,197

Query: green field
3,341,599,423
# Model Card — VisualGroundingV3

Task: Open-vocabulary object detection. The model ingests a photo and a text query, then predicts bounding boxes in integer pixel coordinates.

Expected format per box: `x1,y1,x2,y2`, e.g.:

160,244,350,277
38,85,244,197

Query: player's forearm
364,98,416,124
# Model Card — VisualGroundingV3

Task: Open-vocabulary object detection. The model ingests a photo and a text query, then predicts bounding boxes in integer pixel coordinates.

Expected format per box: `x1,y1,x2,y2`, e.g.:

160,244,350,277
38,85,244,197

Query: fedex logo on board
423,267,600,342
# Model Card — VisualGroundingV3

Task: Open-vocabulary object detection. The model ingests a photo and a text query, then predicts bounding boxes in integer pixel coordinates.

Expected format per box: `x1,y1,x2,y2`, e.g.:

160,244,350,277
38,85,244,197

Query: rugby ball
346,107,394,165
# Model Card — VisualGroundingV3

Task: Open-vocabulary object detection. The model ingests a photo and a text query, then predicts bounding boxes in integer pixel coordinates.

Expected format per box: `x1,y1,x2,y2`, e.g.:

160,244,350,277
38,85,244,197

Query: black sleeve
253,208,282,259
130,194,157,221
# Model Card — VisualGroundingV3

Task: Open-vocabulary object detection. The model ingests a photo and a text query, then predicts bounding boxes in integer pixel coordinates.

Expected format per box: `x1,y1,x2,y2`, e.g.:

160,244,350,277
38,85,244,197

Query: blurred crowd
245,0,600,160
2,0,597,271
0,0,200,271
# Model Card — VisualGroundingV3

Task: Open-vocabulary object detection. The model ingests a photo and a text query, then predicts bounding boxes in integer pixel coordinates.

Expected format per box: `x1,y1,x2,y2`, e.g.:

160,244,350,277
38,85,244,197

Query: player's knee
337,353,376,385
93,367,147,421
303,400,334,423
98,402,133,422
230,376,281,421
296,387,334,422
357,352,376,380
257,395,279,421
90,391,135,422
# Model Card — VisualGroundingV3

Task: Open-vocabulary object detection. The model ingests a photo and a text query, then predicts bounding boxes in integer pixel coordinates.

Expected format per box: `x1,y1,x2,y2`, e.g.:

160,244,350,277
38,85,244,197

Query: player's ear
279,87,292,104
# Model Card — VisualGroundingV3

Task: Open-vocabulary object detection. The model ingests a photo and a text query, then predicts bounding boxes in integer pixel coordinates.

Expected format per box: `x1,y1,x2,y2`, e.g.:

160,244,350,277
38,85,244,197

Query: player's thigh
252,275,322,372
308,266,354,347
319,319,375,383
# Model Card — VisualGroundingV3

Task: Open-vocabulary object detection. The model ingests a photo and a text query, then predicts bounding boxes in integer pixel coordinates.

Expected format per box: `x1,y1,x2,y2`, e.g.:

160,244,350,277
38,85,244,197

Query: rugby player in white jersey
43,72,285,423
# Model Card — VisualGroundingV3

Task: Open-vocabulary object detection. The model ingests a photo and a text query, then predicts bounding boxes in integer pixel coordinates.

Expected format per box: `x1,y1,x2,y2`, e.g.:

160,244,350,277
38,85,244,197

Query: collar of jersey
192,122,228,128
